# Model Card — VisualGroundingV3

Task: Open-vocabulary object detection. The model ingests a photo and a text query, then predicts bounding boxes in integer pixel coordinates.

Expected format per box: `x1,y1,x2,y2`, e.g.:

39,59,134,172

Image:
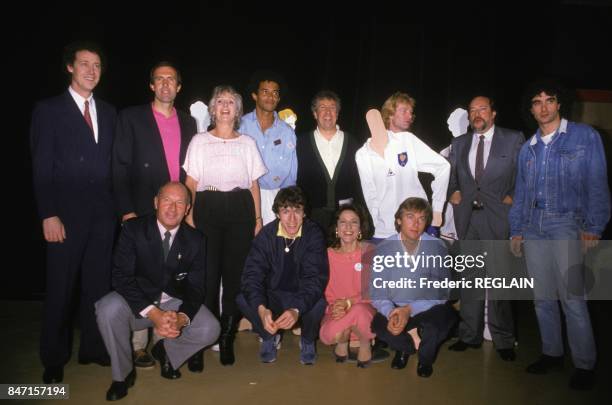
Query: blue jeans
523,213,595,369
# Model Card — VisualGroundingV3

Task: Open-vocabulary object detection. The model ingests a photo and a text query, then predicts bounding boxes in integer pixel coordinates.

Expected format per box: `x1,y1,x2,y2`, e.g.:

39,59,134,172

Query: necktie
475,135,485,183
83,100,94,132
162,231,171,262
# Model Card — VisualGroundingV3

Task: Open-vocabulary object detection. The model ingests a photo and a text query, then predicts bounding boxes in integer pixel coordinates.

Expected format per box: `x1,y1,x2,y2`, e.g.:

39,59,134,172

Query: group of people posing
31,41,609,401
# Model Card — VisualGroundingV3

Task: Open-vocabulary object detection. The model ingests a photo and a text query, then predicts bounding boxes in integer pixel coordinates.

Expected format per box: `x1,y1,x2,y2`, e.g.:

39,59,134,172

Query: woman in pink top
319,204,376,368
184,85,266,367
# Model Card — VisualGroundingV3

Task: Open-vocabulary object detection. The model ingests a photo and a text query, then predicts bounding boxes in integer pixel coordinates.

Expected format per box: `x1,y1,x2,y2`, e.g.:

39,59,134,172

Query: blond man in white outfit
356,93,450,240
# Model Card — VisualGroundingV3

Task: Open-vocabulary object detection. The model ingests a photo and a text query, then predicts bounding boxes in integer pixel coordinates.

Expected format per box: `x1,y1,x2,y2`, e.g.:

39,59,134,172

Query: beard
470,118,488,133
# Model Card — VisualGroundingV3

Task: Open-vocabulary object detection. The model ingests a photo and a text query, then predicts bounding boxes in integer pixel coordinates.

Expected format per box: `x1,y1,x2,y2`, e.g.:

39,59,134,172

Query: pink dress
319,247,376,345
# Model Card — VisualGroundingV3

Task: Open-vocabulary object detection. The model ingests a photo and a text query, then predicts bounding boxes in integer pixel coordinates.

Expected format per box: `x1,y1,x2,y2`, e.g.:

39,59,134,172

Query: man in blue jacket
510,79,610,390
237,186,328,365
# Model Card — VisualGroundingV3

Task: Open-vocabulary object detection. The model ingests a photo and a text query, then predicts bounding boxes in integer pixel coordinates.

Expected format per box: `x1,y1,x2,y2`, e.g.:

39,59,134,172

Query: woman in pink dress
319,204,376,367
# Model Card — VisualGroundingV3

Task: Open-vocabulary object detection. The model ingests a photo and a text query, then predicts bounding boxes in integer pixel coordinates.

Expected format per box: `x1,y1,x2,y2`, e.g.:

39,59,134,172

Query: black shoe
219,336,235,366
42,366,63,384
391,351,410,370
569,368,594,390
152,340,181,379
526,355,564,374
334,347,348,363
78,356,111,367
188,350,204,373
219,314,237,366
357,359,371,368
497,348,516,362
448,340,481,352
105,369,136,401
417,362,433,378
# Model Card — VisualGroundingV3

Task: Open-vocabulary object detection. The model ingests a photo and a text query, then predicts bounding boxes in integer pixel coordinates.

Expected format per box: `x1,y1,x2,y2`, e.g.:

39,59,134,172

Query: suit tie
475,135,485,183
83,100,94,133
162,230,171,262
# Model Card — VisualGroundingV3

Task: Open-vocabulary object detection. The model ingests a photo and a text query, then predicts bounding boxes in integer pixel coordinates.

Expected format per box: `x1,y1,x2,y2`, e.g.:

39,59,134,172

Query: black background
6,1,612,299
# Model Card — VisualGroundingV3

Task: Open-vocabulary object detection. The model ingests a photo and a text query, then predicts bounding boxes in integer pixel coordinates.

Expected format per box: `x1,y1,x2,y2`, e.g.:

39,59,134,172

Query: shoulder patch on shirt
397,152,408,167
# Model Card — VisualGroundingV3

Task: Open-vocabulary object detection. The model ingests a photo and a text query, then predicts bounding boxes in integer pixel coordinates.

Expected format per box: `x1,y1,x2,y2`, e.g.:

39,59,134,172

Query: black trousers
40,204,115,367
372,303,457,366
236,292,327,342
194,189,254,318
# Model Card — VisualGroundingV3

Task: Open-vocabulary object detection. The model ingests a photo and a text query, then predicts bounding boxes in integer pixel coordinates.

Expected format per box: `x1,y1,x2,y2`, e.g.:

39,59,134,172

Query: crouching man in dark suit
96,182,220,401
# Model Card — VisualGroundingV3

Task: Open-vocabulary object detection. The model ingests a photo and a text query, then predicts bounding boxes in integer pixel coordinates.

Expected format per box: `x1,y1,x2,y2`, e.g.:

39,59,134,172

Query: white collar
68,85,94,108
473,125,495,140
529,118,568,146
157,220,179,239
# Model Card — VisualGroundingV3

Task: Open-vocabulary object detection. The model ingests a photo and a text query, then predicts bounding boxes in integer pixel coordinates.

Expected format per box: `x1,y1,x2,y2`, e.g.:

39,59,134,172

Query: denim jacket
509,119,610,237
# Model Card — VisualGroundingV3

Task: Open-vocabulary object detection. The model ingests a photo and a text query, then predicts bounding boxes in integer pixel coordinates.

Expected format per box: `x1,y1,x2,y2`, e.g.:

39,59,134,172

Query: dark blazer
112,215,206,321
448,126,524,239
31,90,117,222
112,104,197,217
241,218,328,314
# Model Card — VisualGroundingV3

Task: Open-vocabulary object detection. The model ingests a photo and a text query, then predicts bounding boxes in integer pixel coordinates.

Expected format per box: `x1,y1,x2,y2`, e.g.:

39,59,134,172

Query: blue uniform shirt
240,110,297,190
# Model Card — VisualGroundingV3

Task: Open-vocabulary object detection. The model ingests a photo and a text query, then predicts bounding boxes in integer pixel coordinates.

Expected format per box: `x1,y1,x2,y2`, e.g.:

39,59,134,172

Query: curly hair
208,85,243,131
272,186,307,214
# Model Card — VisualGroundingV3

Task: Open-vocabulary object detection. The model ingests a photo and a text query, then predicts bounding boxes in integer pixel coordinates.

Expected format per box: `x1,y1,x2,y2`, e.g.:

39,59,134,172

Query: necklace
284,237,297,253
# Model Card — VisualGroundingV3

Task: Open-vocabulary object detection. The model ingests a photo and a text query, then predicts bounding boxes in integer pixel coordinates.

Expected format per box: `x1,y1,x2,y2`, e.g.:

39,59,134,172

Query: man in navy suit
96,182,220,401
112,61,197,369
31,41,117,383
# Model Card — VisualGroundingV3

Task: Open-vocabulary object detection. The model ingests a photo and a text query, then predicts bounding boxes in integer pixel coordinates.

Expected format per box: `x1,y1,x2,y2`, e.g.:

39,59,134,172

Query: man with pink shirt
112,61,197,370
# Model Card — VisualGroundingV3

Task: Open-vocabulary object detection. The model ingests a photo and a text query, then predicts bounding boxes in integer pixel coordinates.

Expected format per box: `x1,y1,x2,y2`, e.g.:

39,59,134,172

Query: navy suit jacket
112,104,197,217
112,216,206,320
30,90,117,223
448,126,524,239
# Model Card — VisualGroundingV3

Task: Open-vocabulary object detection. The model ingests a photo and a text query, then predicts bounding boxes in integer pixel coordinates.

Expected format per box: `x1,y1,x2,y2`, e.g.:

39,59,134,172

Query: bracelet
345,298,352,311
255,216,262,221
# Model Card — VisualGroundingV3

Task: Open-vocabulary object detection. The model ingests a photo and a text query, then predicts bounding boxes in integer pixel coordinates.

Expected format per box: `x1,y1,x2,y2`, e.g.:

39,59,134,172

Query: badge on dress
397,152,408,167
354,262,362,272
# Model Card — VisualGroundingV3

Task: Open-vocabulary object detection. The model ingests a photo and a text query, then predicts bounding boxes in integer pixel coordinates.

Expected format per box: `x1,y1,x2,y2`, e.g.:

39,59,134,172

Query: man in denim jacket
509,80,610,390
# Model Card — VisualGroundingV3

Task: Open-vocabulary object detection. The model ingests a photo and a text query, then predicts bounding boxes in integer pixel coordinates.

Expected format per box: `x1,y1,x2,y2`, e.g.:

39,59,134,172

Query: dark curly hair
521,78,574,130
272,186,307,214
248,69,287,96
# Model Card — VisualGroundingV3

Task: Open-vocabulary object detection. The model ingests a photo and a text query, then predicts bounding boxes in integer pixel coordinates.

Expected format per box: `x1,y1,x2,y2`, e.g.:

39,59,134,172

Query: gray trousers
96,292,220,381
457,211,515,349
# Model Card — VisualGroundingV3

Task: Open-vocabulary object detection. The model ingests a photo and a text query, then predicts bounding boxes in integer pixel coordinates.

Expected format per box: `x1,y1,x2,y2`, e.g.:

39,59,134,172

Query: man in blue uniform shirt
240,70,297,225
